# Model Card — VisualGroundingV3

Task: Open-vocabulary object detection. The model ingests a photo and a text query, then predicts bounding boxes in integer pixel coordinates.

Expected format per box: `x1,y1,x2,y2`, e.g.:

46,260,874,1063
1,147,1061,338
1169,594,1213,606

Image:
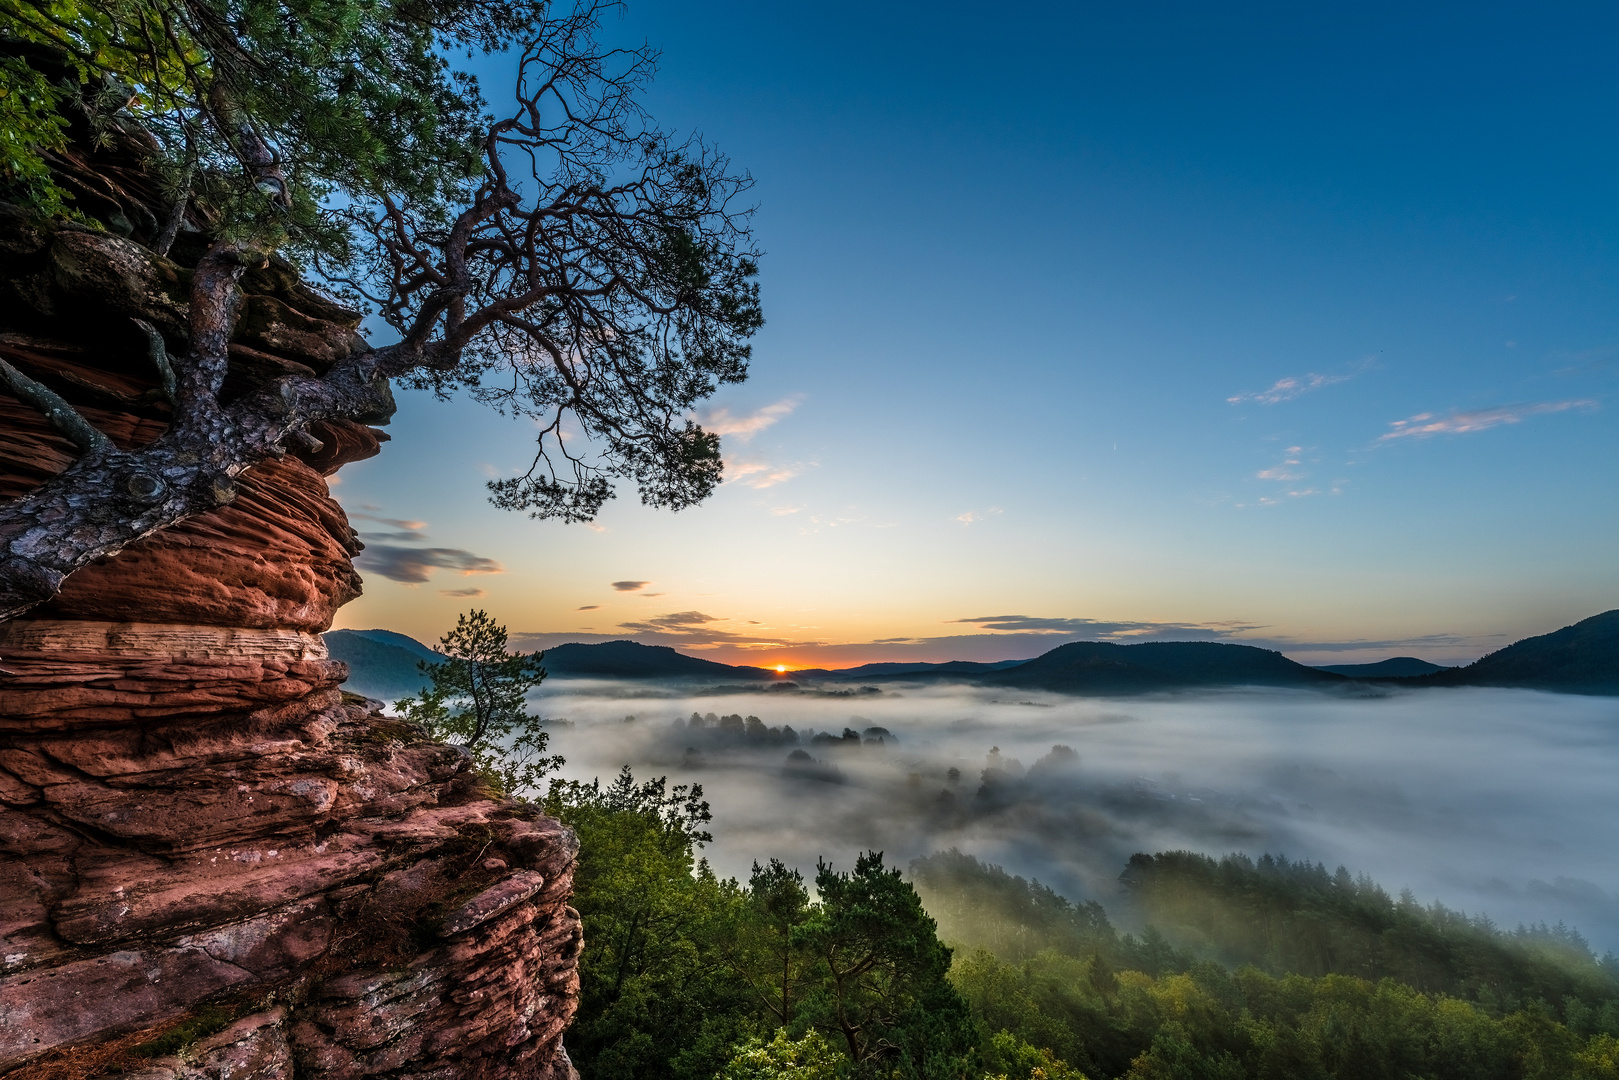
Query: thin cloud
951,615,1263,639
612,580,649,592
1378,400,1597,441
1229,371,1355,405
1551,344,1619,376
358,545,504,584
578,605,600,611
624,610,721,630
1255,490,1319,505
350,511,431,543
701,397,801,442
1247,448,1327,503
550,609,815,650
351,512,427,531
956,508,1003,526
440,587,486,598
728,461,804,489
1263,632,1487,654
1256,446,1305,482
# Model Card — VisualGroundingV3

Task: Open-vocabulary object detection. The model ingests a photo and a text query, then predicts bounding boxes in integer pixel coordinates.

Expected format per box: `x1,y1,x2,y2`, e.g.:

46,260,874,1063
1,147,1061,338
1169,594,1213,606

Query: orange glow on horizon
775,664,788,673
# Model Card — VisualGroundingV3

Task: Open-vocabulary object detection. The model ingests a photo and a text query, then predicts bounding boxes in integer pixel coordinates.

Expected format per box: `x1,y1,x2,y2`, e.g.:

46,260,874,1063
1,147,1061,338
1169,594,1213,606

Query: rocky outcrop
0,127,580,1077
0,682,582,1078
0,675,581,1079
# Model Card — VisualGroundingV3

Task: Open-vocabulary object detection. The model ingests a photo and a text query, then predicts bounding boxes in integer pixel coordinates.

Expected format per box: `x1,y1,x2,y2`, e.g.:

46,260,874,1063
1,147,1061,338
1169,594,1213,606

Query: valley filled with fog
528,681,1619,952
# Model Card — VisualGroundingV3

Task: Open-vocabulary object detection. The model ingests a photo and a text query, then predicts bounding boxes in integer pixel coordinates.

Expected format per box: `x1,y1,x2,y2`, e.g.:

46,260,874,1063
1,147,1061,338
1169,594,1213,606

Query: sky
330,0,1619,668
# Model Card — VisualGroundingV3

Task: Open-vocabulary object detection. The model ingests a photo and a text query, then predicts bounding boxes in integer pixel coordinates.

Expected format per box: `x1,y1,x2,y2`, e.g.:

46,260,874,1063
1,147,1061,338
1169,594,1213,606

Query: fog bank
527,682,1619,952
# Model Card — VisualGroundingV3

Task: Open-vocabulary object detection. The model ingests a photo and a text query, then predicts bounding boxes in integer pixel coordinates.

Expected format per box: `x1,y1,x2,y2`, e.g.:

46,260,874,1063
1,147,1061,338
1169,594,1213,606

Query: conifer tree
395,608,562,794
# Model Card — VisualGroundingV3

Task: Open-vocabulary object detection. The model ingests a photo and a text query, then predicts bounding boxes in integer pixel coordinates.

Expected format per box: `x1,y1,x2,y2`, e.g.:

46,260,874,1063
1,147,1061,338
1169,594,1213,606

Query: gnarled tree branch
132,318,179,404
1,1,760,622
0,357,114,455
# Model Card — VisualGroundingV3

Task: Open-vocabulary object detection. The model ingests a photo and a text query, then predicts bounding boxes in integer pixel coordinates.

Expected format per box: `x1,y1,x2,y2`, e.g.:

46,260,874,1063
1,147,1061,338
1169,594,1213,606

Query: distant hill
346,628,442,663
326,632,780,690
1315,657,1448,678
985,640,1346,694
826,658,1032,680
534,640,775,681
1414,609,1619,694
328,611,1619,699
324,628,435,702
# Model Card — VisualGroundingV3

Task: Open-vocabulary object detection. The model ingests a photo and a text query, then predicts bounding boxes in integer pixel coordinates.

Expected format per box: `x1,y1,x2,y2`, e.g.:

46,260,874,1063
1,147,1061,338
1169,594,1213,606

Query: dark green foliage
909,849,1192,981
394,610,562,796
796,852,979,1078
3,1,763,534
1119,850,1619,1020
953,948,1619,1079
730,859,813,1026
1,0,528,251
522,756,1619,1080
911,848,1619,1077
543,772,978,1080
912,849,1116,963
544,767,756,1080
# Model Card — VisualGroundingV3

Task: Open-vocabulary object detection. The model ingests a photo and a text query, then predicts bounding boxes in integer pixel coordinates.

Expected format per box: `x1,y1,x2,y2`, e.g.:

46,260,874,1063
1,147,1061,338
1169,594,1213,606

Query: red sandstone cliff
0,135,581,1078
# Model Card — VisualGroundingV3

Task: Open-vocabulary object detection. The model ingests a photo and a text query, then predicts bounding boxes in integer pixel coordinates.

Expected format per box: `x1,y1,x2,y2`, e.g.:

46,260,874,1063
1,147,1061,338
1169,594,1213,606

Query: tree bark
0,237,411,623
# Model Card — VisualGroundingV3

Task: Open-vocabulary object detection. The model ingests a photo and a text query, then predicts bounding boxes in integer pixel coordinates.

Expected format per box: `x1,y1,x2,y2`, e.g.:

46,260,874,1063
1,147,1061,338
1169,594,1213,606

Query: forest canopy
538,768,1619,1080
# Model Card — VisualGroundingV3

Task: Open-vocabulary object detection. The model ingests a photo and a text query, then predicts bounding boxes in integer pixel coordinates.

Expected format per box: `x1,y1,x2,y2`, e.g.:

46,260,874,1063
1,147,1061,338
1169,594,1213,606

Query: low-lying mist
525,680,1619,952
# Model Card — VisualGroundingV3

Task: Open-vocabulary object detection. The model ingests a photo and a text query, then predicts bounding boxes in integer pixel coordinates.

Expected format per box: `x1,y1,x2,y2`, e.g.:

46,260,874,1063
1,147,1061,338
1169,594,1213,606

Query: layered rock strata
0,136,580,1077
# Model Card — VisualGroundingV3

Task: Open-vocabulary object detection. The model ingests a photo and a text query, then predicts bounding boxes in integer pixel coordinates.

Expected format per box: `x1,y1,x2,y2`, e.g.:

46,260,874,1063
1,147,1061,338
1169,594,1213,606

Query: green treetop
2,0,539,245
394,609,562,796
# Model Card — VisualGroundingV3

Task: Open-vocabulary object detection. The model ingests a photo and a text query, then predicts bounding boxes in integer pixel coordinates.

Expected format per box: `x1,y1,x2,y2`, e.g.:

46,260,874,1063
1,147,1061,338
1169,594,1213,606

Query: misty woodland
2,1,1619,1079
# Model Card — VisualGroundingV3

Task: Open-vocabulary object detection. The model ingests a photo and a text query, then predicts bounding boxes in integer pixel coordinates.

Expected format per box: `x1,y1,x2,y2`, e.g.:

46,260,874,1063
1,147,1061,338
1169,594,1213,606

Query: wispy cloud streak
951,615,1263,638
1378,400,1597,441
701,398,800,441
727,461,805,489
1229,362,1368,405
359,546,504,583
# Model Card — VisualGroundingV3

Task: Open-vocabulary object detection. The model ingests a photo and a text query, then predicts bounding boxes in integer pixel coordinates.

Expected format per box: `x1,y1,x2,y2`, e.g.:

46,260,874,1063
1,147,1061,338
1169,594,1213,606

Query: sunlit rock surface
0,177,580,1077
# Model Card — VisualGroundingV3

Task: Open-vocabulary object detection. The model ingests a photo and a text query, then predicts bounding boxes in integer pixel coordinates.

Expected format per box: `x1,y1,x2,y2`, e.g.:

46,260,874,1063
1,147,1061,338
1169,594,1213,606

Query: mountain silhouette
1315,657,1448,678
984,640,1347,693
329,611,1619,699
824,659,1032,680
323,629,436,701
1411,609,1618,693
537,640,775,680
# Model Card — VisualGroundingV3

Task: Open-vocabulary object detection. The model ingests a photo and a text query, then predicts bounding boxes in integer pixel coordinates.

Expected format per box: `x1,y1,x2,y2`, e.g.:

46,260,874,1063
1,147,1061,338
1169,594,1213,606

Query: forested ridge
540,771,1619,1079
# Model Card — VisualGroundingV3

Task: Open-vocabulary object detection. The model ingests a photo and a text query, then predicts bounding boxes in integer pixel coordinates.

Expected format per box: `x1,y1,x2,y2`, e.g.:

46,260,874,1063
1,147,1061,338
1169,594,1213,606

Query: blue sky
330,0,1619,666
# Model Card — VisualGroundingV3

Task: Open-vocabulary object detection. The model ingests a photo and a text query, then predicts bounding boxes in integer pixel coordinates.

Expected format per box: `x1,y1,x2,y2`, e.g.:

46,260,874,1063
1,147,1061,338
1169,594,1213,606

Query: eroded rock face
0,163,579,1075
0,678,581,1079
